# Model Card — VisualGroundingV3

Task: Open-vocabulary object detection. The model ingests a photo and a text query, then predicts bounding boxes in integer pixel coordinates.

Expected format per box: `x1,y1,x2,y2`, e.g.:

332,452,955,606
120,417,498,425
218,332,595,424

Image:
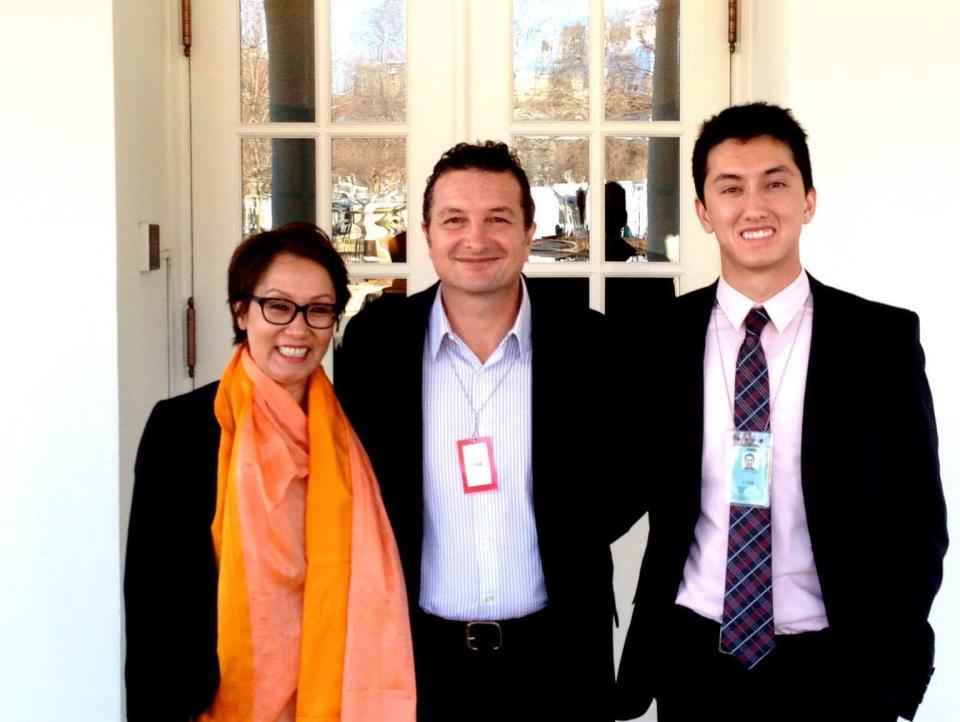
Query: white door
188,0,729,387
189,9,729,717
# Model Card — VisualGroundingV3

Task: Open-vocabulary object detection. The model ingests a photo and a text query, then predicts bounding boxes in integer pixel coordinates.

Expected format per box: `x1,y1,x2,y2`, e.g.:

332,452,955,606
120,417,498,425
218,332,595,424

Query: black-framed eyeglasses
250,296,338,329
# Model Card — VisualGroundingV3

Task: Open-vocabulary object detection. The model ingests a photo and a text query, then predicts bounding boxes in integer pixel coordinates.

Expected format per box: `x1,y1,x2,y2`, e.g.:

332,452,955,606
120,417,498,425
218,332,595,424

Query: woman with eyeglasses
124,223,415,722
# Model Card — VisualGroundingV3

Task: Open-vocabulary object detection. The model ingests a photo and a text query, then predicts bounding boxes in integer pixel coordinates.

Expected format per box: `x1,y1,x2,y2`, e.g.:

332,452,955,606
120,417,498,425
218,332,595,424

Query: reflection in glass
605,136,679,262
335,277,407,345
330,0,407,122
606,276,678,386
513,0,589,121
240,0,315,123
331,137,406,263
241,137,316,237
514,136,589,262
525,277,589,309
605,277,677,325
605,0,679,121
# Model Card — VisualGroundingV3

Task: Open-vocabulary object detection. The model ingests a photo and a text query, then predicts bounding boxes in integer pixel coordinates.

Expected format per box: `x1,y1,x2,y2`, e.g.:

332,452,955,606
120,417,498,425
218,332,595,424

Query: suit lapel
527,284,554,535
398,284,438,589
679,283,717,525
799,274,839,534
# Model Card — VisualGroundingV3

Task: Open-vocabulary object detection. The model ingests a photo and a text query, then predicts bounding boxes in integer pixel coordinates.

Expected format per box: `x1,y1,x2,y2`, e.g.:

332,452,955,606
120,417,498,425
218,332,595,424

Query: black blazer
335,282,641,721
124,382,221,721
615,275,947,720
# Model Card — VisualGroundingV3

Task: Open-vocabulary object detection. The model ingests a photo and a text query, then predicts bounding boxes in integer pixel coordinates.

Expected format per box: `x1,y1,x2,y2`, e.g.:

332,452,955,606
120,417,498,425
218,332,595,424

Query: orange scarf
203,347,415,722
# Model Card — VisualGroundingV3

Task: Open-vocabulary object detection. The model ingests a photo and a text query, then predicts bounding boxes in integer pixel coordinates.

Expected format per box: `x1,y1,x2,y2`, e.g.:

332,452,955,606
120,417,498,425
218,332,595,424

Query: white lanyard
448,339,520,439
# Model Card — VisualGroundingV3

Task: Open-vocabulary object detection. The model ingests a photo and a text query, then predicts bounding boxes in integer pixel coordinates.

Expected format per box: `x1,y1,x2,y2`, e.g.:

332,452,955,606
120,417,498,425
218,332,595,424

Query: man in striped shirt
337,141,637,722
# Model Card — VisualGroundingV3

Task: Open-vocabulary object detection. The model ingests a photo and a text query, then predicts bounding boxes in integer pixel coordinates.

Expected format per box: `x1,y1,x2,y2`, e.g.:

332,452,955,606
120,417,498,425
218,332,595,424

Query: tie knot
744,307,770,337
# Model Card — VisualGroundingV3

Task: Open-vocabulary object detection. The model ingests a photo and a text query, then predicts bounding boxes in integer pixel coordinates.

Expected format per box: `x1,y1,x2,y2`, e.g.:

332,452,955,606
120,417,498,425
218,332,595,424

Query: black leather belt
419,608,549,653
466,621,502,651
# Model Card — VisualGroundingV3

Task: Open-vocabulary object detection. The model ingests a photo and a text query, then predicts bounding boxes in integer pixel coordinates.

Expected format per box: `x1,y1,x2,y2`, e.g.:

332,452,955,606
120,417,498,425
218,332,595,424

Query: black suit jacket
124,382,221,721
335,282,640,721
616,275,947,720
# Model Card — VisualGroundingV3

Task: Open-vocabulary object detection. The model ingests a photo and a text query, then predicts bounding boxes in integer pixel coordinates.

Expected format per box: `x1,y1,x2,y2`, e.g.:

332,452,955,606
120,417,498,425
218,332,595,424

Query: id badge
457,437,499,494
725,430,772,508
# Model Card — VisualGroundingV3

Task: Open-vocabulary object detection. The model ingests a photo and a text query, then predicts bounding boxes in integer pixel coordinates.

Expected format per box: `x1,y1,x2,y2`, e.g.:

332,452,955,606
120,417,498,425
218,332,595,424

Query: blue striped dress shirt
419,281,547,621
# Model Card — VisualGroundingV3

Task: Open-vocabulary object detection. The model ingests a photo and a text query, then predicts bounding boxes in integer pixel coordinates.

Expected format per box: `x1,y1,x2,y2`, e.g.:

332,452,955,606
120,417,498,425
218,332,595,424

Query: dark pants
413,608,598,722
654,605,897,722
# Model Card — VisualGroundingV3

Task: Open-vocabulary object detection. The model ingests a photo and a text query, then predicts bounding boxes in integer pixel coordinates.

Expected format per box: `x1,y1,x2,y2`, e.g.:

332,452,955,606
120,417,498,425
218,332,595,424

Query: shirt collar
716,270,810,333
427,279,532,360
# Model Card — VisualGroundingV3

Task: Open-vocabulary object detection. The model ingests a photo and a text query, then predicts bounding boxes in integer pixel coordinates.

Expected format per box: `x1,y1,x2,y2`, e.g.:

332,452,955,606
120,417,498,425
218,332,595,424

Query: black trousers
654,605,898,722
413,608,599,722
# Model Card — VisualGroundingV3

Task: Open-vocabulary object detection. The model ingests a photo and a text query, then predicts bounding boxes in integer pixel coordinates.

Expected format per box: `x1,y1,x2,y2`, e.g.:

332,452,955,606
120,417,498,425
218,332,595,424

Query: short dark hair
227,222,351,345
604,181,628,232
692,102,814,204
422,141,535,229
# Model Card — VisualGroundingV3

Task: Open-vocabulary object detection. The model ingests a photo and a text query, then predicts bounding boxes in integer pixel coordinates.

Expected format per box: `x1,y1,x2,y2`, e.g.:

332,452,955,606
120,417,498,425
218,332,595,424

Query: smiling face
696,134,816,297
235,252,336,405
423,169,534,303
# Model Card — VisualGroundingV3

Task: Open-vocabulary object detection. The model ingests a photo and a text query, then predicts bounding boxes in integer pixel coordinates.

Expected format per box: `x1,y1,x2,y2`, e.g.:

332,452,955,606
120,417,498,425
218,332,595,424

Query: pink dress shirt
675,270,829,634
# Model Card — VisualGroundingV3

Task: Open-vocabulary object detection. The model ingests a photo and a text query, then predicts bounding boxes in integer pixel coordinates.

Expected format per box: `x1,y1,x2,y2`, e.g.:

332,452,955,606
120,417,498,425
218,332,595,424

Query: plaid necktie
720,306,774,668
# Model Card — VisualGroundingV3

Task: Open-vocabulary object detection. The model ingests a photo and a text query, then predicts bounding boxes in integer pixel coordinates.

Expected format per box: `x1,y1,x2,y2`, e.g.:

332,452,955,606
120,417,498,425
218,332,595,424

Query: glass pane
240,0,315,123
330,0,407,122
331,137,407,263
514,135,589,263
604,0,679,121
525,277,589,309
348,277,407,314
241,137,316,236
336,277,407,345
605,136,679,262
513,0,589,121
605,276,677,320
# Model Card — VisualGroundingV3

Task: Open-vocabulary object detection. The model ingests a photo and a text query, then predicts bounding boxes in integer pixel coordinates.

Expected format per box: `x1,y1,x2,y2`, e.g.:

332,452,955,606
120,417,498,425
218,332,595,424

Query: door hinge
728,0,738,54
182,0,192,57
186,297,197,378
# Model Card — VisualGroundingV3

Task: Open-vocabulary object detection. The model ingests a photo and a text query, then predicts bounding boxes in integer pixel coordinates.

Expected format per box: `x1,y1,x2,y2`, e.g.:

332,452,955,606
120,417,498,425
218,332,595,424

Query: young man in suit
336,141,636,722
615,103,947,722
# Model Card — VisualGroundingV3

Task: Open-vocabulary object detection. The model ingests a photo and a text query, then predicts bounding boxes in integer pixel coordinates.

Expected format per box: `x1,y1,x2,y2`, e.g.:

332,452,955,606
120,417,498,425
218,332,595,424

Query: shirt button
483,595,494,604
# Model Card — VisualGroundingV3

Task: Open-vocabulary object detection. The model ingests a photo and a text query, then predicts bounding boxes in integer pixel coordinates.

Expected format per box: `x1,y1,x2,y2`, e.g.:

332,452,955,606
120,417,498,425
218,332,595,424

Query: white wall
114,0,192,558
0,2,121,721
739,1,959,719
113,2,193,714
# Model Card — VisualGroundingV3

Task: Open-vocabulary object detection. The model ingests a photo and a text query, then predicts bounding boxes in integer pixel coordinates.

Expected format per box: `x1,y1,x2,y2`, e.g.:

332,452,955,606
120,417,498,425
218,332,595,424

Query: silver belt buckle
465,621,502,651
